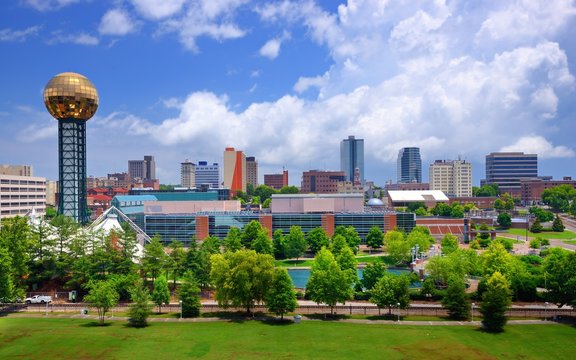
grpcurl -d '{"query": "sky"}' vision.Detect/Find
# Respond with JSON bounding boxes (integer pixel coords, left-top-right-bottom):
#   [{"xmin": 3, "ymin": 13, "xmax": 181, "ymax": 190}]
[{"xmin": 0, "ymin": 0, "xmax": 575, "ymax": 187}]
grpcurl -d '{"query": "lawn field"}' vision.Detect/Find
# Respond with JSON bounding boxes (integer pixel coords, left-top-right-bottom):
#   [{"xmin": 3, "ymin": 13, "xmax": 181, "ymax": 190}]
[
  {"xmin": 1, "ymin": 317, "xmax": 575, "ymax": 359},
  {"xmin": 506, "ymin": 228, "xmax": 576, "ymax": 240}
]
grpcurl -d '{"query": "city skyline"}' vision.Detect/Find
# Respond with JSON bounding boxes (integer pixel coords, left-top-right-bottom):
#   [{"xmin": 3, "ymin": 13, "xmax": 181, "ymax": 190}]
[{"xmin": 1, "ymin": 1, "xmax": 575, "ymax": 186}]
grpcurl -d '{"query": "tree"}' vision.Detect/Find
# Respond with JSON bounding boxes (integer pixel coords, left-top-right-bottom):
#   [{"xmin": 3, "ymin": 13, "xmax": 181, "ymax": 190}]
[
  {"xmin": 141, "ymin": 235, "xmax": 167, "ymax": 282},
  {"xmin": 450, "ymin": 203, "xmax": 465, "ymax": 218},
  {"xmin": 252, "ymin": 229, "xmax": 274, "ymax": 255},
  {"xmin": 542, "ymin": 184, "xmax": 576, "ymax": 212},
  {"xmin": 366, "ymin": 226, "xmax": 384, "ymax": 253},
  {"xmin": 333, "ymin": 226, "xmax": 361, "ymax": 254},
  {"xmin": 84, "ymin": 280, "xmax": 119, "ymax": 324},
  {"xmin": 224, "ymin": 227, "xmax": 243, "ymax": 252},
  {"xmin": 265, "ymin": 268, "xmax": 297, "ymax": 320},
  {"xmin": 167, "ymin": 240, "xmax": 186, "ymax": 289},
  {"xmin": 543, "ymin": 248, "xmax": 576, "ymax": 307},
  {"xmin": 384, "ymin": 230, "xmax": 409, "ymax": 264},
  {"xmin": 306, "ymin": 248, "xmax": 355, "ymax": 315},
  {"xmin": 494, "ymin": 193, "xmax": 514, "ymax": 211},
  {"xmin": 442, "ymin": 275, "xmax": 470, "ymax": 320},
  {"xmin": 530, "ymin": 218, "xmax": 543, "ymax": 233},
  {"xmin": 179, "ymin": 271, "xmax": 202, "ymax": 318},
  {"xmin": 0, "ymin": 216, "xmax": 32, "ymax": 291},
  {"xmin": 336, "ymin": 246, "xmax": 358, "ymax": 283},
  {"xmin": 529, "ymin": 207, "xmax": 554, "ymax": 223},
  {"xmin": 370, "ymin": 273, "xmax": 410, "ymax": 315},
  {"xmin": 272, "ymin": 229, "xmax": 286, "ymax": 259},
  {"xmin": 431, "ymin": 203, "xmax": 451, "ymax": 216},
  {"xmin": 0, "ymin": 247, "xmax": 15, "ymax": 302},
  {"xmin": 306, "ymin": 227, "xmax": 330, "ymax": 254},
  {"xmin": 407, "ymin": 227, "xmax": 434, "ymax": 255},
  {"xmin": 241, "ymin": 220, "xmax": 264, "ymax": 249},
  {"xmin": 254, "ymin": 185, "xmax": 278, "ymax": 203},
  {"xmin": 440, "ymin": 234, "xmax": 459, "ymax": 255},
  {"xmin": 361, "ymin": 261, "xmax": 387, "ymax": 290},
  {"xmin": 210, "ymin": 250, "xmax": 275, "ymax": 314},
  {"xmin": 473, "ymin": 184, "xmax": 499, "ymax": 197},
  {"xmin": 552, "ymin": 215, "xmax": 564, "ymax": 232},
  {"xmin": 480, "ymin": 272, "xmax": 512, "ymax": 332},
  {"xmin": 262, "ymin": 198, "xmax": 271, "ymax": 209},
  {"xmin": 407, "ymin": 202, "xmax": 426, "ymax": 213},
  {"xmin": 151, "ymin": 275, "xmax": 170, "ymax": 313},
  {"xmin": 127, "ymin": 281, "xmax": 152, "ymax": 327},
  {"xmin": 279, "ymin": 185, "xmax": 299, "ymax": 194},
  {"xmin": 330, "ymin": 234, "xmax": 349, "ymax": 257},
  {"xmin": 497, "ymin": 213, "xmax": 512, "ymax": 229},
  {"xmin": 284, "ymin": 226, "xmax": 307, "ymax": 261}
]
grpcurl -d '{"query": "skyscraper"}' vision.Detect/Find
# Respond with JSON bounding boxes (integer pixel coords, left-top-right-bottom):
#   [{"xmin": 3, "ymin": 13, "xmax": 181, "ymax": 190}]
[
  {"xmin": 128, "ymin": 155, "xmax": 156, "ymax": 181},
  {"xmin": 180, "ymin": 160, "xmax": 196, "ymax": 188},
  {"xmin": 429, "ymin": 159, "xmax": 472, "ymax": 197},
  {"xmin": 44, "ymin": 72, "xmax": 99, "ymax": 224},
  {"xmin": 340, "ymin": 135, "xmax": 364, "ymax": 183},
  {"xmin": 223, "ymin": 147, "xmax": 246, "ymax": 195},
  {"xmin": 246, "ymin": 156, "xmax": 258, "ymax": 189},
  {"xmin": 485, "ymin": 152, "xmax": 537, "ymax": 195},
  {"xmin": 195, "ymin": 161, "xmax": 220, "ymax": 188},
  {"xmin": 397, "ymin": 147, "xmax": 422, "ymax": 183}
]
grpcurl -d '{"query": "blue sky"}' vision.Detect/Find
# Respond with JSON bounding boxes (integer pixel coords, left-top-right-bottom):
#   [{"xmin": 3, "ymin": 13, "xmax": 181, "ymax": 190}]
[{"xmin": 1, "ymin": 0, "xmax": 575, "ymax": 186}]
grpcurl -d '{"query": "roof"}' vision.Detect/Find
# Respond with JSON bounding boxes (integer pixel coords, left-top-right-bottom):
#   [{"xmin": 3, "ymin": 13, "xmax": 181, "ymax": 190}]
[
  {"xmin": 89, "ymin": 194, "xmax": 112, "ymax": 201},
  {"xmin": 271, "ymin": 193, "xmax": 363, "ymax": 199},
  {"xmin": 388, "ymin": 190, "xmax": 449, "ymax": 202},
  {"xmin": 113, "ymin": 195, "xmax": 158, "ymax": 203}
]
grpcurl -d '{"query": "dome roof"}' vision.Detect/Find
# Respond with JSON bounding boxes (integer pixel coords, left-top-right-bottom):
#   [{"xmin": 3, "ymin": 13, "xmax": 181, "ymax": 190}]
[
  {"xmin": 44, "ymin": 72, "xmax": 99, "ymax": 121},
  {"xmin": 367, "ymin": 198, "xmax": 384, "ymax": 206}
]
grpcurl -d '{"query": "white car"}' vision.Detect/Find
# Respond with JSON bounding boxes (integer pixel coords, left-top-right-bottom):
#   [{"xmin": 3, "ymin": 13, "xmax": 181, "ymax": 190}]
[{"xmin": 24, "ymin": 295, "xmax": 52, "ymax": 304}]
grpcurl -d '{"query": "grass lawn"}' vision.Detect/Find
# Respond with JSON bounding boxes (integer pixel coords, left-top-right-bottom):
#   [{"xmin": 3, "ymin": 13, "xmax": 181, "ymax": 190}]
[
  {"xmin": 1, "ymin": 317, "xmax": 575, "ymax": 359},
  {"xmin": 507, "ymin": 228, "xmax": 576, "ymax": 240}
]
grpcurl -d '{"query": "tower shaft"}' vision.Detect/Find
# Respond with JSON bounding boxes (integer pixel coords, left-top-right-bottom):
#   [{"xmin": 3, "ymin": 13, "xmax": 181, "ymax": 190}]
[{"xmin": 58, "ymin": 119, "xmax": 88, "ymax": 224}]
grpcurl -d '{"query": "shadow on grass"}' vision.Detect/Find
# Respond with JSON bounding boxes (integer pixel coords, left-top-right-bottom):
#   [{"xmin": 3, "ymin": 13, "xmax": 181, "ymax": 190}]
[
  {"xmin": 79, "ymin": 321, "xmax": 113, "ymax": 328},
  {"xmin": 304, "ymin": 313, "xmax": 351, "ymax": 321}
]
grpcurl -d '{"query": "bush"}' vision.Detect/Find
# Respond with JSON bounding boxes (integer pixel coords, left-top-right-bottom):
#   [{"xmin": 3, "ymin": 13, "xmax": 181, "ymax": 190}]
[
  {"xmin": 497, "ymin": 213, "xmax": 512, "ymax": 229},
  {"xmin": 552, "ymin": 215, "xmax": 565, "ymax": 232},
  {"xmin": 530, "ymin": 218, "xmax": 543, "ymax": 233}
]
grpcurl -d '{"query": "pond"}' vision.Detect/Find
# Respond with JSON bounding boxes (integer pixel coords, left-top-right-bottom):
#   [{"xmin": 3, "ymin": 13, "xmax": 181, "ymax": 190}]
[{"xmin": 287, "ymin": 268, "xmax": 411, "ymax": 289}]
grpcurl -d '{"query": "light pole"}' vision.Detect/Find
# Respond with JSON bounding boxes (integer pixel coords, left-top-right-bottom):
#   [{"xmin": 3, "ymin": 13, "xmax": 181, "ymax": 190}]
[
  {"xmin": 544, "ymin": 302, "xmax": 548, "ymax": 321},
  {"xmin": 179, "ymin": 300, "xmax": 183, "ymax": 320},
  {"xmin": 471, "ymin": 303, "xmax": 475, "ymax": 322},
  {"xmin": 397, "ymin": 302, "xmax": 401, "ymax": 322}
]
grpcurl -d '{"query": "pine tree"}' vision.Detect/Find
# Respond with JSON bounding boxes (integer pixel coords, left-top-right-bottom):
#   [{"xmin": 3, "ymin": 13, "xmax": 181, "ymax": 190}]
[
  {"xmin": 179, "ymin": 272, "xmax": 201, "ymax": 318},
  {"xmin": 441, "ymin": 275, "xmax": 470, "ymax": 320},
  {"xmin": 552, "ymin": 215, "xmax": 565, "ymax": 232},
  {"xmin": 480, "ymin": 271, "xmax": 512, "ymax": 332},
  {"xmin": 151, "ymin": 275, "xmax": 170, "ymax": 313},
  {"xmin": 530, "ymin": 218, "xmax": 543, "ymax": 233},
  {"xmin": 128, "ymin": 281, "xmax": 152, "ymax": 327},
  {"xmin": 265, "ymin": 268, "xmax": 297, "ymax": 320}
]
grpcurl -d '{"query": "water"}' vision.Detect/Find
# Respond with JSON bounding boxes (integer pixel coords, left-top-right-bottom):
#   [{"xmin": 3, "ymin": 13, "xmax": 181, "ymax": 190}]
[{"xmin": 287, "ymin": 268, "xmax": 410, "ymax": 289}]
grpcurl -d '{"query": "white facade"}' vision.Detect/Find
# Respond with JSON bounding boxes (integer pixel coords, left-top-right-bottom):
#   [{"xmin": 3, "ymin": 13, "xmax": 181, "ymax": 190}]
[
  {"xmin": 429, "ymin": 160, "xmax": 472, "ymax": 197},
  {"xmin": 0, "ymin": 174, "xmax": 46, "ymax": 220}
]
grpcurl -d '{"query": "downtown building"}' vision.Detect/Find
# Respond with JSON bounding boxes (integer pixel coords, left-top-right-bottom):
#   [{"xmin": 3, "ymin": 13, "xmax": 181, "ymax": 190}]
[
  {"xmin": 0, "ymin": 167, "xmax": 46, "ymax": 220},
  {"xmin": 246, "ymin": 156, "xmax": 258, "ymax": 189},
  {"xmin": 264, "ymin": 170, "xmax": 289, "ymax": 190},
  {"xmin": 397, "ymin": 147, "xmax": 422, "ymax": 183},
  {"xmin": 223, "ymin": 147, "xmax": 246, "ymax": 196},
  {"xmin": 180, "ymin": 159, "xmax": 196, "ymax": 188},
  {"xmin": 128, "ymin": 155, "xmax": 156, "ymax": 181},
  {"xmin": 485, "ymin": 152, "xmax": 537, "ymax": 196},
  {"xmin": 301, "ymin": 170, "xmax": 346, "ymax": 194},
  {"xmin": 340, "ymin": 135, "xmax": 364, "ymax": 184},
  {"xmin": 195, "ymin": 161, "xmax": 220, "ymax": 188},
  {"xmin": 429, "ymin": 159, "xmax": 472, "ymax": 197}
]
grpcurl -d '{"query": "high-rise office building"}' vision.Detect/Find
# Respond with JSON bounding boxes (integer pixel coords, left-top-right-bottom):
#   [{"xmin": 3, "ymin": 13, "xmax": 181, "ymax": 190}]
[
  {"xmin": 301, "ymin": 170, "xmax": 346, "ymax": 193},
  {"xmin": 180, "ymin": 160, "xmax": 196, "ymax": 188},
  {"xmin": 195, "ymin": 161, "xmax": 220, "ymax": 188},
  {"xmin": 129, "ymin": 155, "xmax": 156, "ymax": 181},
  {"xmin": 429, "ymin": 159, "xmax": 472, "ymax": 197},
  {"xmin": 264, "ymin": 170, "xmax": 289, "ymax": 190},
  {"xmin": 485, "ymin": 152, "xmax": 537, "ymax": 195},
  {"xmin": 223, "ymin": 147, "xmax": 246, "ymax": 195},
  {"xmin": 246, "ymin": 156, "xmax": 258, "ymax": 189},
  {"xmin": 340, "ymin": 135, "xmax": 364, "ymax": 183},
  {"xmin": 397, "ymin": 147, "xmax": 422, "ymax": 183}
]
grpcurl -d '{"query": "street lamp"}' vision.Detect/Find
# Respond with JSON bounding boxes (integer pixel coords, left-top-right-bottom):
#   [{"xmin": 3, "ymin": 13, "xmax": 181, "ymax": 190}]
[
  {"xmin": 179, "ymin": 300, "xmax": 183, "ymax": 320},
  {"xmin": 471, "ymin": 303, "xmax": 475, "ymax": 322},
  {"xmin": 397, "ymin": 302, "xmax": 401, "ymax": 322},
  {"xmin": 544, "ymin": 302, "xmax": 548, "ymax": 321}
]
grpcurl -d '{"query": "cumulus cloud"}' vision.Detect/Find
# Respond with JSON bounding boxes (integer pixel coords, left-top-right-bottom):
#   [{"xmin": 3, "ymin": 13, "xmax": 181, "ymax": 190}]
[
  {"xmin": 259, "ymin": 31, "xmax": 291, "ymax": 59},
  {"xmin": 500, "ymin": 136, "xmax": 574, "ymax": 158},
  {"xmin": 99, "ymin": 9, "xmax": 138, "ymax": 36},
  {"xmin": 0, "ymin": 26, "xmax": 41, "ymax": 42},
  {"xmin": 130, "ymin": 0, "xmax": 186, "ymax": 20}
]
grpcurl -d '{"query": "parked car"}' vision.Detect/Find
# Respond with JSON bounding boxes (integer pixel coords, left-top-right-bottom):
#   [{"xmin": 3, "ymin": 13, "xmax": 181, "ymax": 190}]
[{"xmin": 24, "ymin": 295, "xmax": 52, "ymax": 304}]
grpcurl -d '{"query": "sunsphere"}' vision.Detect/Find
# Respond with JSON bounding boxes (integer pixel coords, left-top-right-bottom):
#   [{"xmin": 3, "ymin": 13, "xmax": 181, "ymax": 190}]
[{"xmin": 44, "ymin": 72, "xmax": 98, "ymax": 121}]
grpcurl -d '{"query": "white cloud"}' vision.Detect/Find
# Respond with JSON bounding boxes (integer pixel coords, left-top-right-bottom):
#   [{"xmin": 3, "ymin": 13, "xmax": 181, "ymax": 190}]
[
  {"xmin": 46, "ymin": 31, "xmax": 99, "ymax": 45},
  {"xmin": 259, "ymin": 31, "xmax": 291, "ymax": 59},
  {"xmin": 99, "ymin": 9, "xmax": 138, "ymax": 36},
  {"xmin": 294, "ymin": 73, "xmax": 329, "ymax": 93},
  {"xmin": 24, "ymin": 0, "xmax": 81, "ymax": 11},
  {"xmin": 130, "ymin": 0, "xmax": 186, "ymax": 20},
  {"xmin": 501, "ymin": 136, "xmax": 574, "ymax": 158},
  {"xmin": 0, "ymin": 26, "xmax": 41, "ymax": 42}
]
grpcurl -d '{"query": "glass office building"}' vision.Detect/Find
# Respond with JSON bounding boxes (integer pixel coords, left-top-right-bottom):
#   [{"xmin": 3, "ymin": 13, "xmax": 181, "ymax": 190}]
[
  {"xmin": 485, "ymin": 152, "xmax": 537, "ymax": 194},
  {"xmin": 397, "ymin": 147, "xmax": 422, "ymax": 183},
  {"xmin": 340, "ymin": 135, "xmax": 364, "ymax": 183}
]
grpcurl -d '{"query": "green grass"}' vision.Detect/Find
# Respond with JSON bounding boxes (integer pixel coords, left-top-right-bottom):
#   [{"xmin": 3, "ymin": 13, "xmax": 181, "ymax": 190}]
[
  {"xmin": 507, "ymin": 228, "xmax": 576, "ymax": 240},
  {"xmin": 274, "ymin": 259, "xmax": 316, "ymax": 267},
  {"xmin": 1, "ymin": 317, "xmax": 575, "ymax": 359}
]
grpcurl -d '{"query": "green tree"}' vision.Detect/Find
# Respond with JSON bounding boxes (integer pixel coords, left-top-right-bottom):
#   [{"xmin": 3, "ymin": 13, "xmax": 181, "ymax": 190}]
[
  {"xmin": 543, "ymin": 248, "xmax": 576, "ymax": 307},
  {"xmin": 84, "ymin": 280, "xmax": 119, "ymax": 324},
  {"xmin": 49, "ymin": 214, "xmax": 78, "ymax": 259},
  {"xmin": 241, "ymin": 220, "xmax": 264, "ymax": 249},
  {"xmin": 272, "ymin": 229, "xmax": 286, "ymax": 259},
  {"xmin": 167, "ymin": 240, "xmax": 186, "ymax": 289},
  {"xmin": 0, "ymin": 216, "xmax": 32, "ymax": 291},
  {"xmin": 284, "ymin": 226, "xmax": 307, "ymax": 261},
  {"xmin": 306, "ymin": 248, "xmax": 355, "ymax": 315},
  {"xmin": 370, "ymin": 273, "xmax": 410, "ymax": 315},
  {"xmin": 224, "ymin": 227, "xmax": 243, "ymax": 252},
  {"xmin": 179, "ymin": 271, "xmax": 202, "ymax": 318},
  {"xmin": 407, "ymin": 202, "xmax": 426, "ymax": 213},
  {"xmin": 529, "ymin": 207, "xmax": 554, "ymax": 222},
  {"xmin": 265, "ymin": 268, "xmax": 297, "ymax": 320},
  {"xmin": 210, "ymin": 249, "xmax": 275, "ymax": 314},
  {"xmin": 330, "ymin": 234, "xmax": 349, "ymax": 257},
  {"xmin": 497, "ymin": 213, "xmax": 512, "ymax": 229},
  {"xmin": 407, "ymin": 226, "xmax": 434, "ymax": 255},
  {"xmin": 127, "ymin": 281, "xmax": 152, "ymax": 327},
  {"xmin": 151, "ymin": 275, "xmax": 170, "ymax": 313},
  {"xmin": 480, "ymin": 272, "xmax": 512, "ymax": 332},
  {"xmin": 366, "ymin": 226, "xmax": 384, "ymax": 253},
  {"xmin": 530, "ymin": 218, "xmax": 543, "ymax": 233},
  {"xmin": 552, "ymin": 215, "xmax": 564, "ymax": 232},
  {"xmin": 384, "ymin": 230, "xmax": 409, "ymax": 264},
  {"xmin": 450, "ymin": 202, "xmax": 465, "ymax": 218},
  {"xmin": 252, "ymin": 229, "xmax": 274, "ymax": 255},
  {"xmin": 431, "ymin": 203, "xmax": 451, "ymax": 216},
  {"xmin": 440, "ymin": 234, "xmax": 459, "ymax": 255},
  {"xmin": 442, "ymin": 275, "xmax": 470, "ymax": 320},
  {"xmin": 473, "ymin": 184, "xmax": 499, "ymax": 197},
  {"xmin": 254, "ymin": 185, "xmax": 279, "ymax": 203},
  {"xmin": 306, "ymin": 227, "xmax": 330, "ymax": 254},
  {"xmin": 141, "ymin": 235, "xmax": 167, "ymax": 282},
  {"xmin": 420, "ymin": 277, "xmax": 436, "ymax": 300},
  {"xmin": 279, "ymin": 185, "xmax": 299, "ymax": 194},
  {"xmin": 542, "ymin": 184, "xmax": 576, "ymax": 212},
  {"xmin": 494, "ymin": 193, "xmax": 515, "ymax": 211},
  {"xmin": 262, "ymin": 198, "xmax": 271, "ymax": 209},
  {"xmin": 336, "ymin": 246, "xmax": 358, "ymax": 283},
  {"xmin": 0, "ymin": 247, "xmax": 15, "ymax": 302},
  {"xmin": 361, "ymin": 261, "xmax": 387, "ymax": 290}
]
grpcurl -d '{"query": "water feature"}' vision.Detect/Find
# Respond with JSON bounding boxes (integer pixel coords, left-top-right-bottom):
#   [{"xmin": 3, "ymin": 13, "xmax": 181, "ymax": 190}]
[{"xmin": 287, "ymin": 268, "xmax": 411, "ymax": 289}]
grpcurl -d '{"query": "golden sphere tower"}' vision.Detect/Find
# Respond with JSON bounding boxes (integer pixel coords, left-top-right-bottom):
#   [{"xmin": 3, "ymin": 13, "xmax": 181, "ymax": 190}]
[{"xmin": 44, "ymin": 72, "xmax": 99, "ymax": 224}]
